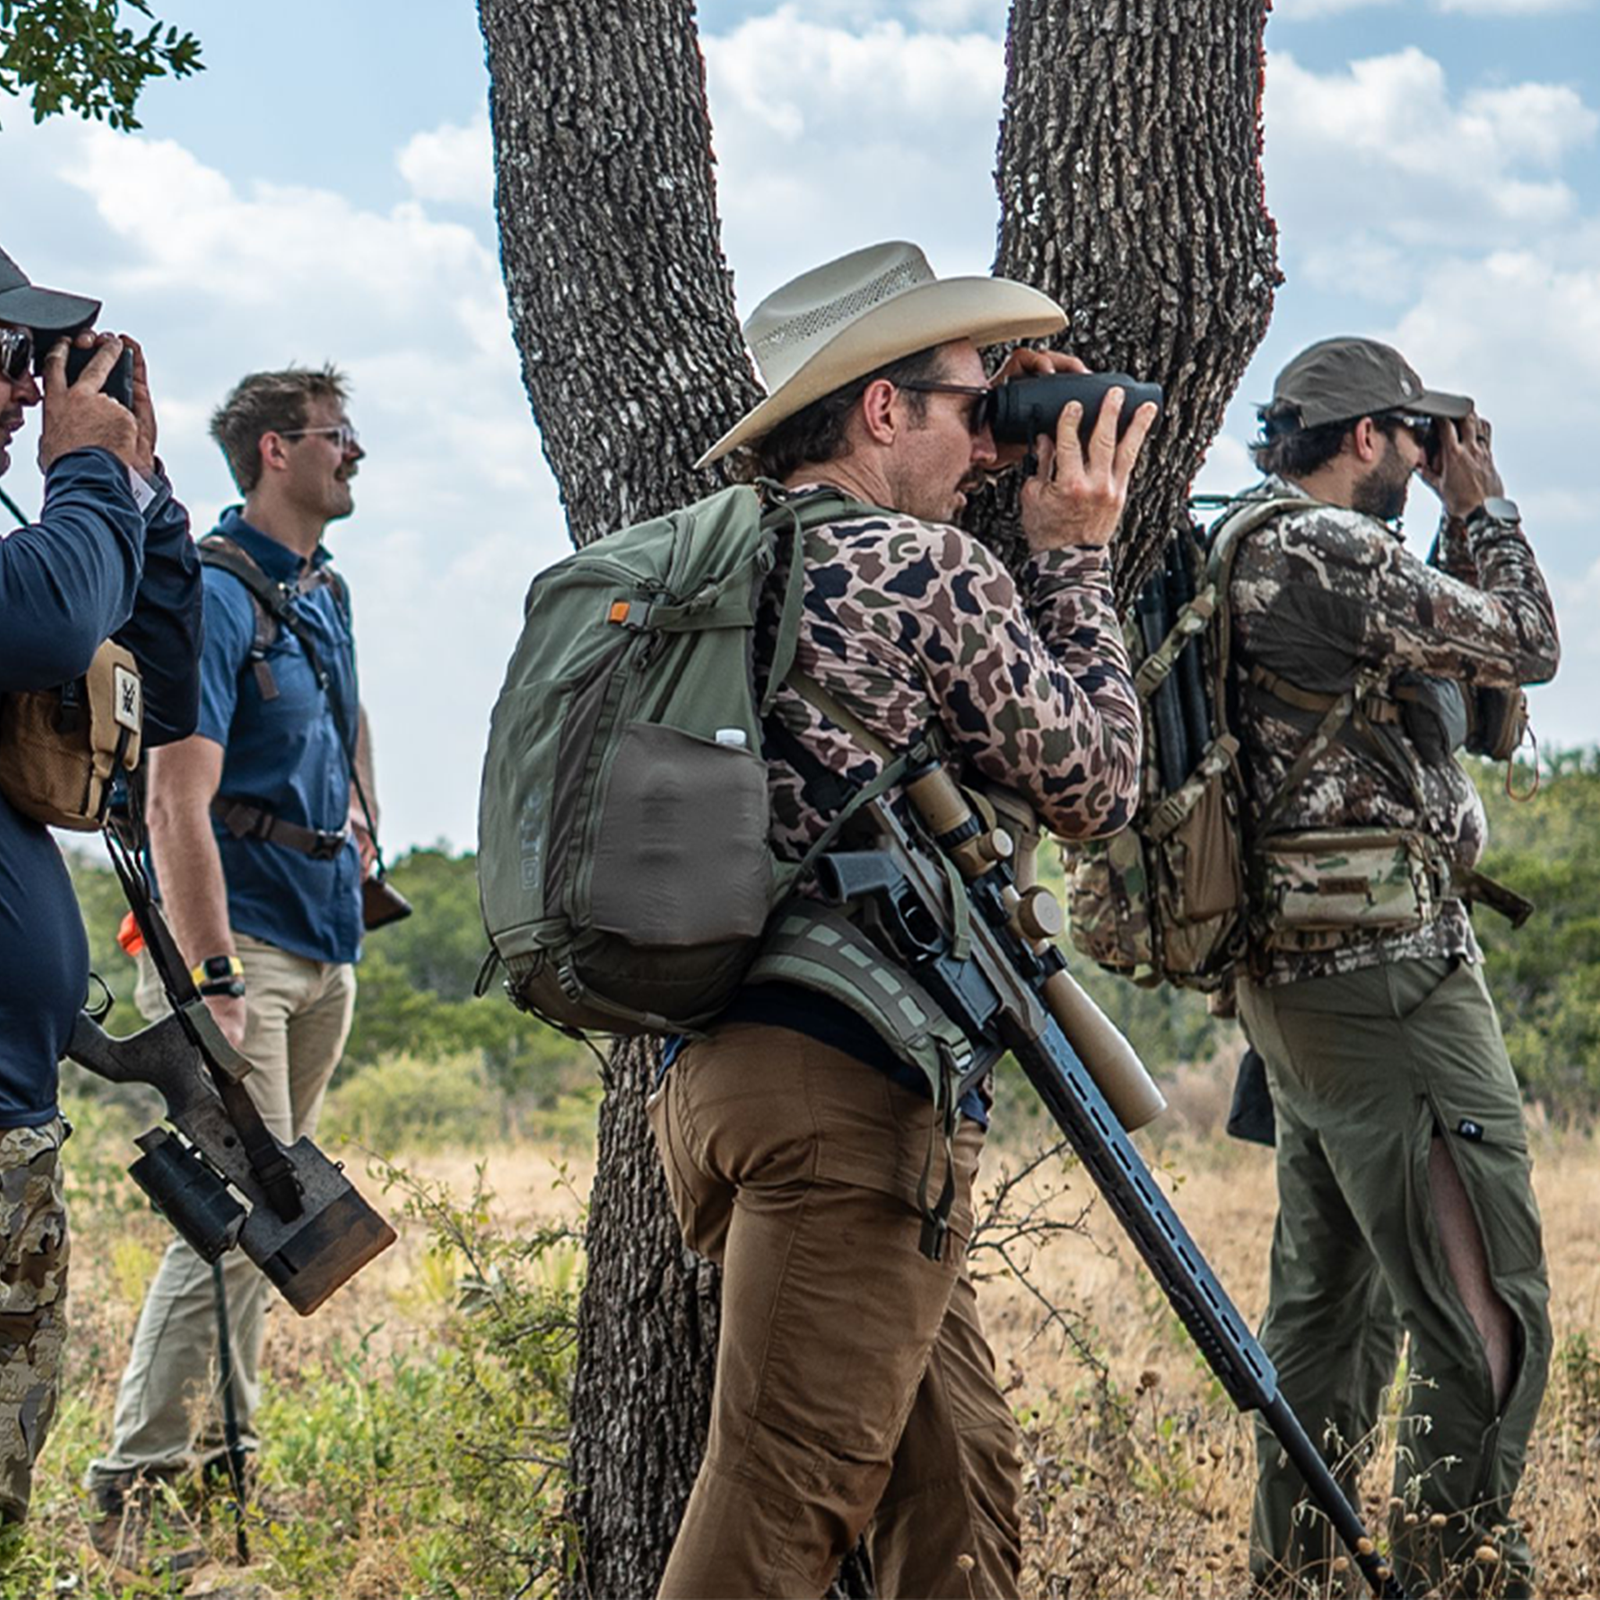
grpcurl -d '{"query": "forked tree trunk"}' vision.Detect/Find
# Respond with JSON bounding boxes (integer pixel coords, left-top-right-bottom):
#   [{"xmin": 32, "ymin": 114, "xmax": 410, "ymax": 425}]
[
  {"xmin": 992, "ymin": 0, "xmax": 1279, "ymax": 603},
  {"xmin": 477, "ymin": 3, "xmax": 1276, "ymax": 1595}
]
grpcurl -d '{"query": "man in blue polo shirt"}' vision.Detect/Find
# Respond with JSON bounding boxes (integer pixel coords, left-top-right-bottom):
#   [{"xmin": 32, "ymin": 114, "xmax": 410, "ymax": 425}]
[
  {"xmin": 1, "ymin": 243, "xmax": 202, "ymax": 1539},
  {"xmin": 89, "ymin": 365, "xmax": 374, "ymax": 1557}
]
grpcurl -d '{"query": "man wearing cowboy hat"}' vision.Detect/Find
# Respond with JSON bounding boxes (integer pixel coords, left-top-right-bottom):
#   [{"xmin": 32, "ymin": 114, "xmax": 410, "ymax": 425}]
[
  {"xmin": 1225, "ymin": 336, "xmax": 1556, "ymax": 1596},
  {"xmin": 646, "ymin": 240, "xmax": 1157, "ymax": 1598},
  {"xmin": 0, "ymin": 244, "xmax": 201, "ymax": 1542}
]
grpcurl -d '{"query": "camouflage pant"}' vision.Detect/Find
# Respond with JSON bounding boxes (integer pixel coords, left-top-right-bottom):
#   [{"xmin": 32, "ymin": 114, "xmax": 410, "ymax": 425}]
[{"xmin": 0, "ymin": 1119, "xmax": 68, "ymax": 1526}]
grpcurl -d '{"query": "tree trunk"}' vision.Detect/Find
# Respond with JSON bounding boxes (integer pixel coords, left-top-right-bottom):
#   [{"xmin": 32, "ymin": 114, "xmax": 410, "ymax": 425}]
[
  {"xmin": 991, "ymin": 0, "xmax": 1279, "ymax": 603},
  {"xmin": 478, "ymin": 0, "xmax": 757, "ymax": 547},
  {"xmin": 476, "ymin": 3, "xmax": 752, "ymax": 1593},
  {"xmin": 477, "ymin": 2, "xmax": 1276, "ymax": 1595}
]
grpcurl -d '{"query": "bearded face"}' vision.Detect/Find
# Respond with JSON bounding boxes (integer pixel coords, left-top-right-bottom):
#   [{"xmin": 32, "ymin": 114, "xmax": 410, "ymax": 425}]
[{"xmin": 1350, "ymin": 430, "xmax": 1414, "ymax": 522}]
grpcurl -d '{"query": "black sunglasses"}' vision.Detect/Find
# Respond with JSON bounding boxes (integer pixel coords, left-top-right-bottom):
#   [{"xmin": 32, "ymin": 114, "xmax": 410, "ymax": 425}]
[
  {"xmin": 0, "ymin": 325, "xmax": 33, "ymax": 384},
  {"xmin": 894, "ymin": 379, "xmax": 994, "ymax": 435},
  {"xmin": 1390, "ymin": 411, "xmax": 1439, "ymax": 456}
]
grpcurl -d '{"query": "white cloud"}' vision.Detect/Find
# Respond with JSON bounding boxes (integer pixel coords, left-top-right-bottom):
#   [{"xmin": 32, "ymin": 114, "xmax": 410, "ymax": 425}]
[
  {"xmin": 0, "ymin": 113, "xmax": 560, "ymax": 851},
  {"xmin": 397, "ymin": 114, "xmax": 494, "ymax": 208},
  {"xmin": 906, "ymin": 0, "xmax": 1007, "ymax": 29},
  {"xmin": 1273, "ymin": 0, "xmax": 1585, "ymax": 13},
  {"xmin": 1437, "ymin": 0, "xmax": 1588, "ymax": 12},
  {"xmin": 703, "ymin": 8, "xmax": 1006, "ymax": 308},
  {"xmin": 1271, "ymin": 0, "xmax": 1400, "ymax": 17},
  {"xmin": 1264, "ymin": 47, "xmax": 1597, "ymax": 276}
]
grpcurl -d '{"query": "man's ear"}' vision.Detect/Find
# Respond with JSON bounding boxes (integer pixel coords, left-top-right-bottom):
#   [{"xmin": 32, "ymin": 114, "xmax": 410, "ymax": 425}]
[
  {"xmin": 1348, "ymin": 416, "xmax": 1383, "ymax": 464},
  {"xmin": 858, "ymin": 378, "xmax": 899, "ymax": 447},
  {"xmin": 257, "ymin": 431, "xmax": 290, "ymax": 478}
]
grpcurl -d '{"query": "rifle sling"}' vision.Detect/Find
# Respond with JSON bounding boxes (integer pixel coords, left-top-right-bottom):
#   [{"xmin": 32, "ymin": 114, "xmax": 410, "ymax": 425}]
[{"xmin": 102, "ymin": 826, "xmax": 305, "ymax": 1221}]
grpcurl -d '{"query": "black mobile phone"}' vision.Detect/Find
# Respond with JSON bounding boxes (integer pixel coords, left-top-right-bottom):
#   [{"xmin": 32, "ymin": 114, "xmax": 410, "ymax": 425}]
[{"xmin": 60, "ymin": 343, "xmax": 136, "ymax": 410}]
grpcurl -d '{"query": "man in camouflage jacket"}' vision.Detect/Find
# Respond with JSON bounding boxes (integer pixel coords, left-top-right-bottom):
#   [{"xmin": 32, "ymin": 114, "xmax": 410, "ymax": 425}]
[
  {"xmin": 643, "ymin": 241, "xmax": 1156, "ymax": 1599},
  {"xmin": 1230, "ymin": 336, "xmax": 1559, "ymax": 1598}
]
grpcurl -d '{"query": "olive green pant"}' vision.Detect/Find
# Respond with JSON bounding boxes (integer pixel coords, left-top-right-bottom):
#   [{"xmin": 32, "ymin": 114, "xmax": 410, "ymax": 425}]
[
  {"xmin": 1239, "ymin": 957, "xmax": 1551, "ymax": 1599},
  {"xmin": 648, "ymin": 1021, "xmax": 1023, "ymax": 1599}
]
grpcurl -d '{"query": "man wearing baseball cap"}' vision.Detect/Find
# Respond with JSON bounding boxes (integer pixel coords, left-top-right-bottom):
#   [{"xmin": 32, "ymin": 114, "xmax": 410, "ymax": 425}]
[
  {"xmin": 0, "ymin": 245, "xmax": 201, "ymax": 1547},
  {"xmin": 1224, "ymin": 336, "xmax": 1557, "ymax": 1596},
  {"xmin": 647, "ymin": 240, "xmax": 1156, "ymax": 1597}
]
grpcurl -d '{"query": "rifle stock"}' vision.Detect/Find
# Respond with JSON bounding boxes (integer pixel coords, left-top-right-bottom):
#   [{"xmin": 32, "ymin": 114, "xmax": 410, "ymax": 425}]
[
  {"xmin": 827, "ymin": 760, "xmax": 1408, "ymax": 1600},
  {"xmin": 68, "ymin": 1008, "xmax": 395, "ymax": 1315}
]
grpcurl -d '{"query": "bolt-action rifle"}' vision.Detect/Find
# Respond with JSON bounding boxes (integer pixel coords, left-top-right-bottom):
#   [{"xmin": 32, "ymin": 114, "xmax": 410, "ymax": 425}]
[
  {"xmin": 65, "ymin": 828, "xmax": 396, "ymax": 1317},
  {"xmin": 816, "ymin": 756, "xmax": 1409, "ymax": 1600}
]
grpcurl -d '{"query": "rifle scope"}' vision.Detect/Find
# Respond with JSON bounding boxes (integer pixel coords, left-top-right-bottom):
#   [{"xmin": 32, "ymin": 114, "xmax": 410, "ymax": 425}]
[{"xmin": 985, "ymin": 371, "xmax": 1164, "ymax": 446}]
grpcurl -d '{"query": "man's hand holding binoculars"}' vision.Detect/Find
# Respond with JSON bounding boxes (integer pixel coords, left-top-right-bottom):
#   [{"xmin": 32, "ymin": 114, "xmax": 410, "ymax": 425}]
[
  {"xmin": 994, "ymin": 349, "xmax": 1159, "ymax": 553},
  {"xmin": 37, "ymin": 332, "xmax": 138, "ymax": 472},
  {"xmin": 1421, "ymin": 410, "xmax": 1506, "ymax": 521}
]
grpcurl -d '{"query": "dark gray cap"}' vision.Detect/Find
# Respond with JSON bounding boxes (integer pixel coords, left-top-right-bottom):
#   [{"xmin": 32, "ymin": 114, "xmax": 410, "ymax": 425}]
[
  {"xmin": 1262, "ymin": 336, "xmax": 1472, "ymax": 432},
  {"xmin": 0, "ymin": 243, "xmax": 101, "ymax": 334}
]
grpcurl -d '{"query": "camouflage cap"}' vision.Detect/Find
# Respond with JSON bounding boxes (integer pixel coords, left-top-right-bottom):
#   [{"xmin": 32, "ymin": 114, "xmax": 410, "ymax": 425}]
[{"xmin": 1263, "ymin": 336, "xmax": 1472, "ymax": 431}]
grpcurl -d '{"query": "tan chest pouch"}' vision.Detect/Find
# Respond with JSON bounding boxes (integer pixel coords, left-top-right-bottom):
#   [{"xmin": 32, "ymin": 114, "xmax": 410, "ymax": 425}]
[{"xmin": 0, "ymin": 640, "xmax": 143, "ymax": 831}]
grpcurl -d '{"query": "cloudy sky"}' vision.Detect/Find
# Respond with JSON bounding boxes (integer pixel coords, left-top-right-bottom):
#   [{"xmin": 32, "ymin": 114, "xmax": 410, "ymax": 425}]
[{"xmin": 2, "ymin": 0, "xmax": 1595, "ymax": 851}]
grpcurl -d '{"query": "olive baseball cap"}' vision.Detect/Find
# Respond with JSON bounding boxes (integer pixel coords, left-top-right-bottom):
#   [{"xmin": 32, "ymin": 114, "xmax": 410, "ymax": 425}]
[
  {"xmin": 0, "ymin": 243, "xmax": 101, "ymax": 333},
  {"xmin": 1262, "ymin": 336, "xmax": 1472, "ymax": 431}
]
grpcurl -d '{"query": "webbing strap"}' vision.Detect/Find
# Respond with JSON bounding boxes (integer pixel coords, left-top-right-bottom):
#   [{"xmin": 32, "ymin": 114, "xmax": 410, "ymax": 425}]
[
  {"xmin": 1248, "ymin": 662, "xmax": 1401, "ymax": 724},
  {"xmin": 756, "ymin": 483, "xmax": 884, "ymax": 717},
  {"xmin": 200, "ymin": 538, "xmax": 385, "ymax": 875}
]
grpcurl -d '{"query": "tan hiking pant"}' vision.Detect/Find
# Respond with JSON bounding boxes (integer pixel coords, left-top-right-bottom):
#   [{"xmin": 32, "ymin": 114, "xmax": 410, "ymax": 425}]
[
  {"xmin": 89, "ymin": 935, "xmax": 355, "ymax": 1481},
  {"xmin": 1239, "ymin": 957, "xmax": 1551, "ymax": 1599},
  {"xmin": 648, "ymin": 1021, "xmax": 1022, "ymax": 1600}
]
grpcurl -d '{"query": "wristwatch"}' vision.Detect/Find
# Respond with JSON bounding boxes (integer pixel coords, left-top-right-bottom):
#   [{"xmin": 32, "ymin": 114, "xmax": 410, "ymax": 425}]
[
  {"xmin": 191, "ymin": 953, "xmax": 246, "ymax": 999},
  {"xmin": 1466, "ymin": 497, "xmax": 1520, "ymax": 530}
]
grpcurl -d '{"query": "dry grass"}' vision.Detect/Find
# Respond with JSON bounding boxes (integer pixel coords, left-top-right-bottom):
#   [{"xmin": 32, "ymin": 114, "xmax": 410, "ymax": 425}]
[
  {"xmin": 8, "ymin": 1090, "xmax": 1598, "ymax": 1598},
  {"xmin": 973, "ymin": 1117, "xmax": 1600, "ymax": 1599}
]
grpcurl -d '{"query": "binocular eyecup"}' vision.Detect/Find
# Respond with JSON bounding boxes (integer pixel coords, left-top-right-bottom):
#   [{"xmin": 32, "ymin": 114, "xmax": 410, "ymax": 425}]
[{"xmin": 985, "ymin": 371, "xmax": 1164, "ymax": 446}]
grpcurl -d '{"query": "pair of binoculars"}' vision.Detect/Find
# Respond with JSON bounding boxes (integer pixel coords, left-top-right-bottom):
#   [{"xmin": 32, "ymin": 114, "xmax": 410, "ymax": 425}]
[{"xmin": 984, "ymin": 371, "xmax": 1164, "ymax": 445}]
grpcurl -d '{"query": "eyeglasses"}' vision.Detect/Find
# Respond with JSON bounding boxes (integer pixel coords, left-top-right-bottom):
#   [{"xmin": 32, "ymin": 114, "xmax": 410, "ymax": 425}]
[
  {"xmin": 1, "ymin": 326, "xmax": 33, "ymax": 384},
  {"xmin": 1390, "ymin": 412, "xmax": 1439, "ymax": 455},
  {"xmin": 895, "ymin": 380, "xmax": 994, "ymax": 435},
  {"xmin": 280, "ymin": 422, "xmax": 361, "ymax": 454}
]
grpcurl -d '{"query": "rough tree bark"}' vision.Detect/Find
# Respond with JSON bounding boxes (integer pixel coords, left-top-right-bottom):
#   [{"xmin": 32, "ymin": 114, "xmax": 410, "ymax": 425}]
[
  {"xmin": 476, "ymin": 3, "xmax": 752, "ymax": 1590},
  {"xmin": 991, "ymin": 0, "xmax": 1279, "ymax": 603},
  {"xmin": 477, "ymin": 3, "xmax": 1277, "ymax": 1596}
]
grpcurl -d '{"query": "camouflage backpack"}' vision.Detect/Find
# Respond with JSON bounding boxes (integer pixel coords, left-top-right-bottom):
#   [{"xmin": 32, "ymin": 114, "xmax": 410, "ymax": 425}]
[
  {"xmin": 1066, "ymin": 496, "xmax": 1534, "ymax": 990},
  {"xmin": 1064, "ymin": 497, "xmax": 1300, "ymax": 992}
]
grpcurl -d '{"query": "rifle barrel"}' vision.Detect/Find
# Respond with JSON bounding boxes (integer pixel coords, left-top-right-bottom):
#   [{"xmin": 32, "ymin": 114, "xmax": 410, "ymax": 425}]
[{"xmin": 882, "ymin": 765, "xmax": 1408, "ymax": 1599}]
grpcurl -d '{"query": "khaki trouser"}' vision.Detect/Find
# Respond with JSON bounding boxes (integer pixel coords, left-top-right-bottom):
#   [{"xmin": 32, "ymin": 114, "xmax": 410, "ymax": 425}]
[
  {"xmin": 648, "ymin": 1021, "xmax": 1022, "ymax": 1600},
  {"xmin": 1239, "ymin": 957, "xmax": 1551, "ymax": 1599},
  {"xmin": 89, "ymin": 935, "xmax": 355, "ymax": 1481},
  {"xmin": 0, "ymin": 1118, "xmax": 68, "ymax": 1525}
]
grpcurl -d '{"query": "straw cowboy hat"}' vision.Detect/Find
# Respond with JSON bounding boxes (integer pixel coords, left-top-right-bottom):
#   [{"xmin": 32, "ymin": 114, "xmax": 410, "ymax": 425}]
[{"xmin": 696, "ymin": 240, "xmax": 1067, "ymax": 467}]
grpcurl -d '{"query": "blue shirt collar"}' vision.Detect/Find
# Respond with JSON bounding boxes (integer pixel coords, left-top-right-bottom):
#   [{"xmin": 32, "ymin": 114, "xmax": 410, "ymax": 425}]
[{"xmin": 216, "ymin": 506, "xmax": 335, "ymax": 582}]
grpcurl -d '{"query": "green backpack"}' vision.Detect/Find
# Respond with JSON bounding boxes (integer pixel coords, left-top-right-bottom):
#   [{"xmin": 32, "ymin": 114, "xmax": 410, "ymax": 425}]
[{"xmin": 477, "ymin": 482, "xmax": 897, "ymax": 1034}]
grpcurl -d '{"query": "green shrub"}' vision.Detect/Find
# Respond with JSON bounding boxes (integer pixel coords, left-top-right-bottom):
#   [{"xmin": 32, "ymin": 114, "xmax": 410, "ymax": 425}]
[{"xmin": 321, "ymin": 1052, "xmax": 508, "ymax": 1155}]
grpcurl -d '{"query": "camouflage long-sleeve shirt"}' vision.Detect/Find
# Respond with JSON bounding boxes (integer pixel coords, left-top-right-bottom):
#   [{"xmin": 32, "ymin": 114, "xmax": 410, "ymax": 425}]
[
  {"xmin": 757, "ymin": 485, "xmax": 1142, "ymax": 859},
  {"xmin": 1229, "ymin": 475, "xmax": 1560, "ymax": 986}
]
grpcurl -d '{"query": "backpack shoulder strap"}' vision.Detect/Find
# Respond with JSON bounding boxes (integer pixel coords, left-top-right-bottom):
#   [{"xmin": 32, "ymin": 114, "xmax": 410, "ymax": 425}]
[
  {"xmin": 754, "ymin": 484, "xmax": 884, "ymax": 716},
  {"xmin": 200, "ymin": 536, "xmax": 286, "ymax": 701}
]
